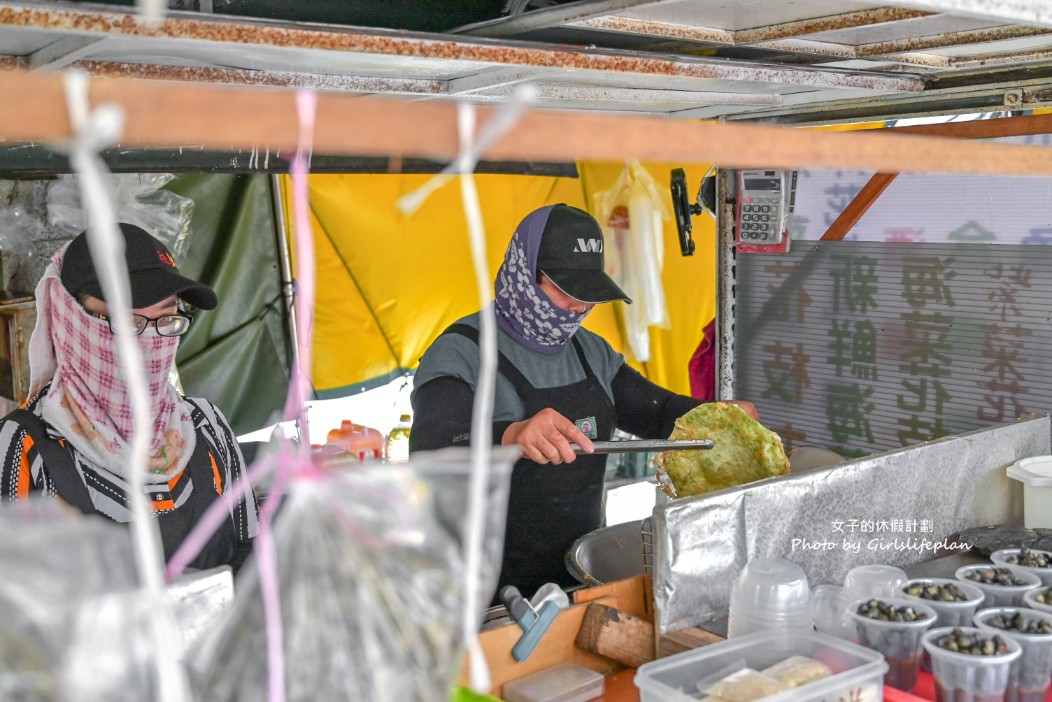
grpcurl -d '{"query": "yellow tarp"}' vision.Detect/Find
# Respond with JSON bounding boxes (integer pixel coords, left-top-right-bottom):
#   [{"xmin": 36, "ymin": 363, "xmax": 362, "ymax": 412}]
[{"xmin": 281, "ymin": 161, "xmax": 716, "ymax": 398}]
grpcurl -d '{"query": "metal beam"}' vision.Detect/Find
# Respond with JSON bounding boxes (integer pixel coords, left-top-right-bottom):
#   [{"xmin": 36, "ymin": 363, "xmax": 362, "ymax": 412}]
[
  {"xmin": 0, "ymin": 2, "xmax": 924, "ymax": 94},
  {"xmin": 27, "ymin": 36, "xmax": 102, "ymax": 71},
  {"xmin": 472, "ymin": 83, "xmax": 783, "ymax": 106},
  {"xmin": 446, "ymin": 67, "xmax": 549, "ymax": 96},
  {"xmin": 878, "ymin": 0, "xmax": 1052, "ymax": 29},
  {"xmin": 734, "ymin": 8, "xmax": 933, "ymax": 45},
  {"xmin": 453, "ymin": 0, "xmax": 667, "ymax": 38},
  {"xmin": 69, "ymin": 61, "xmax": 446, "ymax": 95}
]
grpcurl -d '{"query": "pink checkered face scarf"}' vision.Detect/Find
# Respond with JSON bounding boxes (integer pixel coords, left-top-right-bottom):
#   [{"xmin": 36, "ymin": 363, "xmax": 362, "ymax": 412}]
[{"xmin": 42, "ymin": 276, "xmax": 196, "ymax": 477}]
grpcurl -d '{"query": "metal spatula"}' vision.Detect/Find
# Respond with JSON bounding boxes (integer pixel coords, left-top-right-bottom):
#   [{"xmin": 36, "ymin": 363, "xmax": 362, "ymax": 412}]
[{"xmin": 570, "ymin": 439, "xmax": 714, "ymax": 455}]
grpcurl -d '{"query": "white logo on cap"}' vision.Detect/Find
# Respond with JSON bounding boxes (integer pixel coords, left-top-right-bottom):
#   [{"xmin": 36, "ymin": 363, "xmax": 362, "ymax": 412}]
[{"xmin": 574, "ymin": 238, "xmax": 603, "ymax": 253}]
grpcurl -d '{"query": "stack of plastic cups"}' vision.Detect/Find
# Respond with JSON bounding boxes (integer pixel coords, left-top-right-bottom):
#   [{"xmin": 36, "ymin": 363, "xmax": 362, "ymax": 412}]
[
  {"xmin": 974, "ymin": 606, "xmax": 1052, "ymax": 702},
  {"xmin": 727, "ymin": 558, "xmax": 812, "ymax": 639},
  {"xmin": 813, "ymin": 584, "xmax": 855, "ymax": 640}
]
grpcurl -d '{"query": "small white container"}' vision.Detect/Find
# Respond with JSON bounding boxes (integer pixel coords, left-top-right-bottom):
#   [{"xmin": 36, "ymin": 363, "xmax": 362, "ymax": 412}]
[
  {"xmin": 634, "ymin": 629, "xmax": 887, "ymax": 702},
  {"xmin": 1007, "ymin": 457, "xmax": 1052, "ymax": 529},
  {"xmin": 991, "ymin": 549, "xmax": 1052, "ymax": 587},
  {"xmin": 503, "ymin": 662, "xmax": 604, "ymax": 702}
]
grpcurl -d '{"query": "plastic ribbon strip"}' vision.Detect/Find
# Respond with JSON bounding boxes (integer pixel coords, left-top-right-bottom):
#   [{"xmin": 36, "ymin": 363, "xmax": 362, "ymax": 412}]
[
  {"xmin": 61, "ymin": 69, "xmax": 191, "ymax": 702},
  {"xmin": 397, "ymin": 86, "xmax": 536, "ymax": 693}
]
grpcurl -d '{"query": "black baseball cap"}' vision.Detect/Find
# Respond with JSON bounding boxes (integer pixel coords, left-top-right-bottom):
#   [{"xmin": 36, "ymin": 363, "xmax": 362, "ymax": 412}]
[
  {"xmin": 536, "ymin": 204, "xmax": 631, "ymax": 304},
  {"xmin": 61, "ymin": 223, "xmax": 218, "ymax": 310}
]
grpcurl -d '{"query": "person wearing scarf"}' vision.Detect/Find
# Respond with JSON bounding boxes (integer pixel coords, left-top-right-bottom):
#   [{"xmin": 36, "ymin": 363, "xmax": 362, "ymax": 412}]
[
  {"xmin": 0, "ymin": 223, "xmax": 259, "ymax": 572},
  {"xmin": 410, "ymin": 203, "xmax": 756, "ymax": 598}
]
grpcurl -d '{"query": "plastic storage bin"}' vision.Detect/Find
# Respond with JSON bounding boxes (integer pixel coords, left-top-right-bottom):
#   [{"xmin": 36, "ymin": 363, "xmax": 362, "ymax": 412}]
[
  {"xmin": 634, "ymin": 629, "xmax": 887, "ymax": 702},
  {"xmin": 1007, "ymin": 457, "xmax": 1052, "ymax": 529},
  {"xmin": 502, "ymin": 662, "xmax": 604, "ymax": 702}
]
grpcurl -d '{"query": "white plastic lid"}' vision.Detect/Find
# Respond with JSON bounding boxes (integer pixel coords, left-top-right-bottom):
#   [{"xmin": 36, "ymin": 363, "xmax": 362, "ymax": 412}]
[{"xmin": 1007, "ymin": 456, "xmax": 1052, "ymax": 487}]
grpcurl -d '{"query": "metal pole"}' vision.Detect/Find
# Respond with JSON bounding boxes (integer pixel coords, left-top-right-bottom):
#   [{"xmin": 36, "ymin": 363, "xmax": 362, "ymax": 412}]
[
  {"xmin": 269, "ymin": 174, "xmax": 300, "ymax": 380},
  {"xmin": 716, "ymin": 168, "xmax": 737, "ymax": 401}
]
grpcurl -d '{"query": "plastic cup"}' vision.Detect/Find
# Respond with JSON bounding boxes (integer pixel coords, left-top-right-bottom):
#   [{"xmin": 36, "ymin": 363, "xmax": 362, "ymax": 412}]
[
  {"xmin": 901, "ymin": 578, "xmax": 987, "ymax": 628},
  {"xmin": 848, "ymin": 597, "xmax": 937, "ymax": 692},
  {"xmin": 814, "ymin": 584, "xmax": 855, "ymax": 640},
  {"xmin": 901, "ymin": 577, "xmax": 987, "ymax": 672},
  {"xmin": 923, "ymin": 626, "xmax": 1022, "ymax": 702},
  {"xmin": 974, "ymin": 606, "xmax": 1052, "ymax": 702},
  {"xmin": 991, "ymin": 549, "xmax": 1052, "ymax": 587},
  {"xmin": 956, "ymin": 564, "xmax": 1042, "ymax": 607},
  {"xmin": 728, "ymin": 558, "xmax": 812, "ymax": 639},
  {"xmin": 1022, "ymin": 587, "xmax": 1052, "ymax": 616},
  {"xmin": 844, "ymin": 565, "xmax": 909, "ymax": 601}
]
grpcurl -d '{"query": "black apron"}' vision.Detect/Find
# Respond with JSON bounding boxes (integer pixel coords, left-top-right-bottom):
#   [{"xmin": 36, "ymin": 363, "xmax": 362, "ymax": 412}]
[
  {"xmin": 446, "ymin": 325, "xmax": 616, "ymax": 599},
  {"xmin": 10, "ymin": 407, "xmax": 241, "ymax": 571}
]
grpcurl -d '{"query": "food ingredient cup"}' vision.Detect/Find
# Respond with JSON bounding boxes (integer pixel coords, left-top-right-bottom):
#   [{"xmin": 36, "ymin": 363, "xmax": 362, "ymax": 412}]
[
  {"xmin": 991, "ymin": 548, "xmax": 1052, "ymax": 587},
  {"xmin": 956, "ymin": 564, "xmax": 1042, "ymax": 607},
  {"xmin": 1022, "ymin": 586, "xmax": 1052, "ymax": 616},
  {"xmin": 901, "ymin": 577, "xmax": 987, "ymax": 672},
  {"xmin": 848, "ymin": 597, "xmax": 937, "ymax": 692},
  {"xmin": 974, "ymin": 606, "xmax": 1052, "ymax": 702},
  {"xmin": 900, "ymin": 578, "xmax": 987, "ymax": 628},
  {"xmin": 922, "ymin": 626, "xmax": 1022, "ymax": 702}
]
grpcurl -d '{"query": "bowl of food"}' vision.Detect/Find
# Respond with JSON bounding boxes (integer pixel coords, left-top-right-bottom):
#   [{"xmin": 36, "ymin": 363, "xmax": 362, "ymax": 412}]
[
  {"xmin": 848, "ymin": 597, "xmax": 937, "ymax": 692},
  {"xmin": 974, "ymin": 606, "xmax": 1052, "ymax": 702},
  {"xmin": 922, "ymin": 626, "xmax": 1022, "ymax": 702},
  {"xmin": 991, "ymin": 548, "xmax": 1052, "ymax": 587},
  {"xmin": 956, "ymin": 565, "xmax": 1042, "ymax": 607}
]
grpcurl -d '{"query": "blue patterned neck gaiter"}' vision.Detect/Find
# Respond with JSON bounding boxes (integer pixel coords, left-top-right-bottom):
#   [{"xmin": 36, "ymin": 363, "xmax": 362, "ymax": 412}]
[{"xmin": 494, "ymin": 206, "xmax": 589, "ymax": 355}]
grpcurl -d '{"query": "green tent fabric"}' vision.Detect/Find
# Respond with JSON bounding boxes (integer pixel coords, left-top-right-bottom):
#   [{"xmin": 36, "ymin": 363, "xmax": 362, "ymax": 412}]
[{"xmin": 167, "ymin": 174, "xmax": 290, "ymax": 435}]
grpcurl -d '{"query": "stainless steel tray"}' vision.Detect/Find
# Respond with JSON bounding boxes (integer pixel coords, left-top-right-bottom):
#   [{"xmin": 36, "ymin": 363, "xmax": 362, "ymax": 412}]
[{"xmin": 571, "ymin": 439, "xmax": 713, "ymax": 455}]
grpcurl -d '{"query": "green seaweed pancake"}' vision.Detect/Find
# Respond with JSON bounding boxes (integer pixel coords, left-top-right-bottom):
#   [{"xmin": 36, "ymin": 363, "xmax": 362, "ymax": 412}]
[{"xmin": 656, "ymin": 402, "xmax": 790, "ymax": 498}]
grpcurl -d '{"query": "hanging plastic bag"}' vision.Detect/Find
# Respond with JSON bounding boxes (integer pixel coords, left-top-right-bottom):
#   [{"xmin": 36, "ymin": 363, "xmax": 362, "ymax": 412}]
[
  {"xmin": 46, "ymin": 174, "xmax": 194, "ymax": 258},
  {"xmin": 0, "ymin": 201, "xmax": 41, "ymax": 293},
  {"xmin": 593, "ymin": 161, "xmax": 671, "ymax": 362},
  {"xmin": 191, "ymin": 448, "xmax": 514, "ymax": 702}
]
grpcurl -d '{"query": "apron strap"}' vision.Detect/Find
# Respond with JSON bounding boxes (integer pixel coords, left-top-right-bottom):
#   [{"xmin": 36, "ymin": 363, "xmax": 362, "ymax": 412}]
[
  {"xmin": 442, "ymin": 323, "xmax": 596, "ymax": 393},
  {"xmin": 443, "ymin": 323, "xmax": 534, "ymax": 395},
  {"xmin": 7, "ymin": 409, "xmax": 95, "ymax": 516}
]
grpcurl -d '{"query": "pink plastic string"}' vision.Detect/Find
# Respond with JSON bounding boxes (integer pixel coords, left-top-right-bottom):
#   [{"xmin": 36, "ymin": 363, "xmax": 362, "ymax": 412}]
[{"xmin": 256, "ymin": 89, "xmax": 319, "ymax": 702}]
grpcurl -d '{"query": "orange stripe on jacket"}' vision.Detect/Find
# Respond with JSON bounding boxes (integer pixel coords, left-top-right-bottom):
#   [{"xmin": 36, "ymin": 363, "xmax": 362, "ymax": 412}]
[
  {"xmin": 16, "ymin": 435, "xmax": 33, "ymax": 498},
  {"xmin": 209, "ymin": 452, "xmax": 222, "ymax": 495}
]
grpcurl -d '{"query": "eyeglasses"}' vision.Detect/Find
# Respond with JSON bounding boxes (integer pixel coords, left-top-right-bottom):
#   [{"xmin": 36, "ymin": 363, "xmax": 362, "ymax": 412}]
[{"xmin": 83, "ymin": 308, "xmax": 194, "ymax": 337}]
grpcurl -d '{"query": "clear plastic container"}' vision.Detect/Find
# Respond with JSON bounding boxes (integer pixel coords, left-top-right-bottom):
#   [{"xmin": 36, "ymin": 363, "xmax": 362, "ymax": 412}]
[
  {"xmin": 900, "ymin": 578, "xmax": 987, "ymax": 628},
  {"xmin": 847, "ymin": 597, "xmax": 937, "ymax": 693},
  {"xmin": 844, "ymin": 565, "xmax": 909, "ymax": 602},
  {"xmin": 385, "ymin": 414, "xmax": 412, "ymax": 463},
  {"xmin": 990, "ymin": 549, "xmax": 1052, "ymax": 587},
  {"xmin": 1022, "ymin": 587, "xmax": 1052, "ymax": 615},
  {"xmin": 922, "ymin": 626, "xmax": 1022, "ymax": 702},
  {"xmin": 812, "ymin": 584, "xmax": 855, "ymax": 641},
  {"xmin": 325, "ymin": 419, "xmax": 384, "ymax": 461},
  {"xmin": 728, "ymin": 558, "xmax": 813, "ymax": 638},
  {"xmin": 1006, "ymin": 457, "xmax": 1052, "ymax": 529},
  {"xmin": 956, "ymin": 564, "xmax": 1042, "ymax": 607},
  {"xmin": 634, "ymin": 629, "xmax": 887, "ymax": 702},
  {"xmin": 973, "ymin": 606, "xmax": 1052, "ymax": 702},
  {"xmin": 502, "ymin": 662, "xmax": 604, "ymax": 702}
]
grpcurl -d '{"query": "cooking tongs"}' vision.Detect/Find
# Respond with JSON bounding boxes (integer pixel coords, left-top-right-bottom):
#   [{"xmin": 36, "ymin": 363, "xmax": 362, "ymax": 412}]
[{"xmin": 570, "ymin": 439, "xmax": 714, "ymax": 455}]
